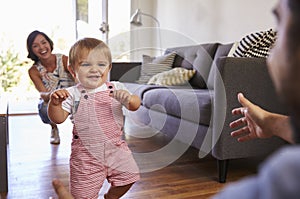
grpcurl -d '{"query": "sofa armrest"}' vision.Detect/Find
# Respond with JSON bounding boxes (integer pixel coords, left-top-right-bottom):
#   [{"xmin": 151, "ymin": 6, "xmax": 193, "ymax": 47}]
[
  {"xmin": 211, "ymin": 56, "xmax": 288, "ymax": 160},
  {"xmin": 111, "ymin": 62, "xmax": 141, "ymax": 82}
]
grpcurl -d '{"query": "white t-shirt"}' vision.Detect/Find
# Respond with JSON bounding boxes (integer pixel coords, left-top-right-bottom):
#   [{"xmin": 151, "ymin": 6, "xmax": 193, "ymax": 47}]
[{"xmin": 62, "ymin": 81, "xmax": 129, "ymax": 122}]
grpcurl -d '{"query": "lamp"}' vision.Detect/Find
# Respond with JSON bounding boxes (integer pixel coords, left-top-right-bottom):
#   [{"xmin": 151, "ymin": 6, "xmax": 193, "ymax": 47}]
[
  {"xmin": 130, "ymin": 9, "xmax": 162, "ymax": 53},
  {"xmin": 130, "ymin": 9, "xmax": 160, "ymax": 27}
]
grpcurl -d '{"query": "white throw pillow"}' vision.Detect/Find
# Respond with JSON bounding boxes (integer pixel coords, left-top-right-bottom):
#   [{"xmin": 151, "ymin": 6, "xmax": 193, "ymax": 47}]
[
  {"xmin": 136, "ymin": 52, "xmax": 176, "ymax": 84},
  {"xmin": 147, "ymin": 67, "xmax": 196, "ymax": 86}
]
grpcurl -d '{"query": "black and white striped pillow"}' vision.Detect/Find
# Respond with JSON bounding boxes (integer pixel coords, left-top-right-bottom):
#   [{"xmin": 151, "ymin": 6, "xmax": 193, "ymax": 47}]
[
  {"xmin": 233, "ymin": 29, "xmax": 277, "ymax": 58},
  {"xmin": 136, "ymin": 52, "xmax": 176, "ymax": 84}
]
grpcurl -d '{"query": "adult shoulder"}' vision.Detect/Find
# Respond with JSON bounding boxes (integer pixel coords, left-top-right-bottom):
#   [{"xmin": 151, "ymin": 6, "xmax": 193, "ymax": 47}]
[
  {"xmin": 257, "ymin": 146, "xmax": 300, "ymax": 199},
  {"xmin": 213, "ymin": 146, "xmax": 300, "ymax": 199},
  {"xmin": 28, "ymin": 64, "xmax": 39, "ymax": 77}
]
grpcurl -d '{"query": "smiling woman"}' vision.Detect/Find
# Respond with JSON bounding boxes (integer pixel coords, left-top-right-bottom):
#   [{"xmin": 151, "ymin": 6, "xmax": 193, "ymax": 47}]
[{"xmin": 27, "ymin": 30, "xmax": 75, "ymax": 145}]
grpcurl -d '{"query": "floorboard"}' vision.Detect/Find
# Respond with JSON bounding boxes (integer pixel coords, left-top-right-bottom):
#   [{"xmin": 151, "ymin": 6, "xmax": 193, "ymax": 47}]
[{"xmin": 3, "ymin": 115, "xmax": 265, "ymax": 199}]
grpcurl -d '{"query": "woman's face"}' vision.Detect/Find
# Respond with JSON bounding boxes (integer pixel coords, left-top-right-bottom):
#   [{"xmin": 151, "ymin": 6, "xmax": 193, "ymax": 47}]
[{"xmin": 31, "ymin": 34, "xmax": 52, "ymax": 60}]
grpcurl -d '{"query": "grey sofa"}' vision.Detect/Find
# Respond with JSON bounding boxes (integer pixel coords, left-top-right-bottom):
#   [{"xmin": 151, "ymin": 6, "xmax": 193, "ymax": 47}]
[{"xmin": 110, "ymin": 42, "xmax": 288, "ymax": 183}]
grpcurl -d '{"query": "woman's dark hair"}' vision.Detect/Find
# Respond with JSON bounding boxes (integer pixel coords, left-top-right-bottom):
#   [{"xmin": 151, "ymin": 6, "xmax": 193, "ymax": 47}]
[{"xmin": 26, "ymin": 30, "xmax": 54, "ymax": 63}]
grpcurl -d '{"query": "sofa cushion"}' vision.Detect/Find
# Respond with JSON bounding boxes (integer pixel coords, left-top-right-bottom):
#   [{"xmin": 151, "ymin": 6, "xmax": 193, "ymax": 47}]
[
  {"xmin": 142, "ymin": 88, "xmax": 211, "ymax": 126},
  {"xmin": 165, "ymin": 43, "xmax": 219, "ymax": 89},
  {"xmin": 124, "ymin": 83, "xmax": 211, "ymax": 125},
  {"xmin": 124, "ymin": 83, "xmax": 167, "ymax": 100},
  {"xmin": 147, "ymin": 68, "xmax": 196, "ymax": 86}
]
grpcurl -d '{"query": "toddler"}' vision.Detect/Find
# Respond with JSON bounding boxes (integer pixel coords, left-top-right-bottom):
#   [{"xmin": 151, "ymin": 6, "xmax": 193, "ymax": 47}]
[{"xmin": 48, "ymin": 37, "xmax": 140, "ymax": 199}]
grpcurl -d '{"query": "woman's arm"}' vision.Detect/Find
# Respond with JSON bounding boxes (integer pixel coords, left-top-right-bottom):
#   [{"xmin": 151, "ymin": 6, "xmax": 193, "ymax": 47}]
[{"xmin": 28, "ymin": 66, "xmax": 51, "ymax": 102}]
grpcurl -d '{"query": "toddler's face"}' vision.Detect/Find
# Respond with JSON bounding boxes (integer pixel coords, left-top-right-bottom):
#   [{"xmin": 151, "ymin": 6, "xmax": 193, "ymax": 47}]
[{"xmin": 73, "ymin": 50, "xmax": 111, "ymax": 90}]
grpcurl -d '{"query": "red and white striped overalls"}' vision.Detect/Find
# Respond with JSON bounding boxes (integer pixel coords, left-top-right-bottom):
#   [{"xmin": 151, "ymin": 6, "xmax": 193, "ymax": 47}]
[{"xmin": 69, "ymin": 83, "xmax": 140, "ymax": 199}]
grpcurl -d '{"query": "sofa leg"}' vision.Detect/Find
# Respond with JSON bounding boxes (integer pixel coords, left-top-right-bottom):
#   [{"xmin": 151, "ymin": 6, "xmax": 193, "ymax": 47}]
[{"xmin": 217, "ymin": 159, "xmax": 229, "ymax": 183}]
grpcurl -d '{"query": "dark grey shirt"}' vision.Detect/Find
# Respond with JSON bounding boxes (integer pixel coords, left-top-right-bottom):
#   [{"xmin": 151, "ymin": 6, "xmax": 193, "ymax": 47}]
[{"xmin": 213, "ymin": 146, "xmax": 300, "ymax": 199}]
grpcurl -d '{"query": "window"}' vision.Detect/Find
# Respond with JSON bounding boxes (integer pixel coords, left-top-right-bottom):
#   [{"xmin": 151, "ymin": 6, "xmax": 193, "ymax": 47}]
[
  {"xmin": 0, "ymin": 0, "xmax": 76, "ymax": 112},
  {"xmin": 0, "ymin": 0, "xmax": 132, "ymax": 113},
  {"xmin": 76, "ymin": 0, "xmax": 131, "ymax": 61}
]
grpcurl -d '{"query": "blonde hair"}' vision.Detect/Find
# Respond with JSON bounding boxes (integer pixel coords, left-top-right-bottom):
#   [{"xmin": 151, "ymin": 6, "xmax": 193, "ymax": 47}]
[{"xmin": 68, "ymin": 37, "xmax": 112, "ymax": 69}]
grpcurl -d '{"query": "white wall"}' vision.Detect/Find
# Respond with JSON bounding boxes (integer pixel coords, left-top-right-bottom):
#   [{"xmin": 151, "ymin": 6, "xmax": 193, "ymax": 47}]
[
  {"xmin": 132, "ymin": 0, "xmax": 278, "ymax": 48},
  {"xmin": 130, "ymin": 0, "xmax": 163, "ymax": 59},
  {"xmin": 0, "ymin": 0, "xmax": 76, "ymax": 59}
]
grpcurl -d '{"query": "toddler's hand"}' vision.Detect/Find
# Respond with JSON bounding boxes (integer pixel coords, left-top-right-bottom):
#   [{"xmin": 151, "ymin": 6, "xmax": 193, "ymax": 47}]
[
  {"xmin": 50, "ymin": 89, "xmax": 70, "ymax": 106},
  {"xmin": 109, "ymin": 89, "xmax": 131, "ymax": 107}
]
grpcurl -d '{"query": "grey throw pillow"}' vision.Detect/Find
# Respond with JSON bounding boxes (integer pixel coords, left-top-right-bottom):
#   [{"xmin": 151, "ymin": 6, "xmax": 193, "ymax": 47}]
[{"xmin": 136, "ymin": 52, "xmax": 176, "ymax": 84}]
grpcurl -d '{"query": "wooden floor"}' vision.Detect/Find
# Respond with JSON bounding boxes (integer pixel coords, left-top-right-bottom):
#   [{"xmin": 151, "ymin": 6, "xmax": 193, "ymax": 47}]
[{"xmin": 4, "ymin": 114, "xmax": 265, "ymax": 199}]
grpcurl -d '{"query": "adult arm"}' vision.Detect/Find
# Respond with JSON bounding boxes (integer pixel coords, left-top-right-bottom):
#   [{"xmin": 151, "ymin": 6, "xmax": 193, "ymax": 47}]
[
  {"xmin": 28, "ymin": 66, "xmax": 51, "ymax": 102},
  {"xmin": 230, "ymin": 93, "xmax": 293, "ymax": 143}
]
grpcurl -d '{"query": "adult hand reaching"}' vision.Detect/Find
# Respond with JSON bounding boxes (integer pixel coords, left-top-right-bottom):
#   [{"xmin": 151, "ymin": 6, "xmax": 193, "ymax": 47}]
[{"xmin": 230, "ymin": 93, "xmax": 293, "ymax": 143}]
